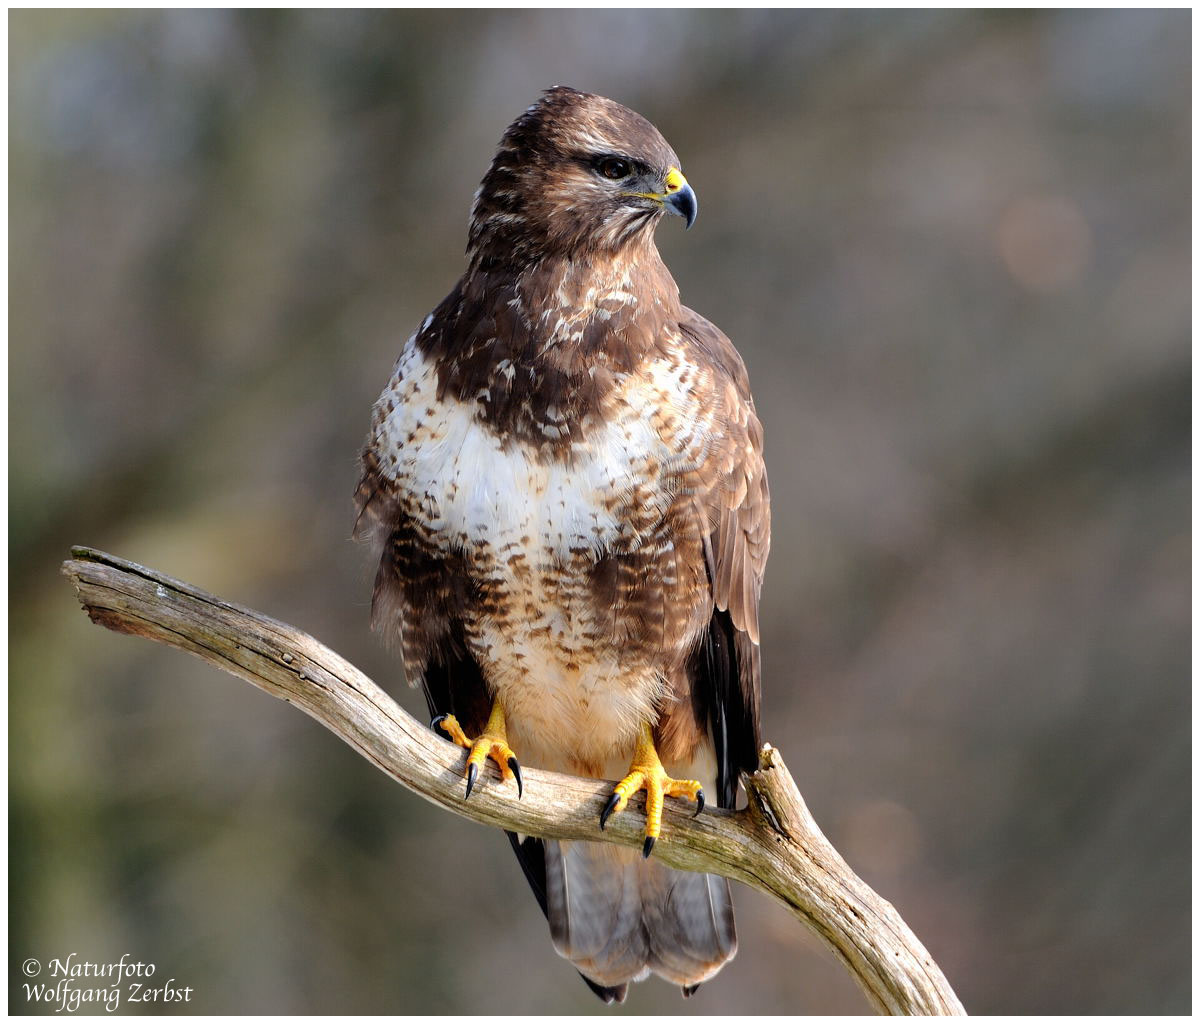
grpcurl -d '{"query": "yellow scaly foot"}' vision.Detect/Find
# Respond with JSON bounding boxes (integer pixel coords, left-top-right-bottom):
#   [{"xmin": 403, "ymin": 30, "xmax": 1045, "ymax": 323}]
[
  {"xmin": 599, "ymin": 721, "xmax": 705, "ymax": 858},
  {"xmin": 432, "ymin": 697, "xmax": 522, "ymax": 799}
]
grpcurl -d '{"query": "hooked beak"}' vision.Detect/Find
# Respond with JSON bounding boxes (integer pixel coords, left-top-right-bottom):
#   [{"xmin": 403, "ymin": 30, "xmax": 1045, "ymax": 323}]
[
  {"xmin": 662, "ymin": 167, "xmax": 698, "ymax": 229},
  {"xmin": 624, "ymin": 166, "xmax": 698, "ymax": 229}
]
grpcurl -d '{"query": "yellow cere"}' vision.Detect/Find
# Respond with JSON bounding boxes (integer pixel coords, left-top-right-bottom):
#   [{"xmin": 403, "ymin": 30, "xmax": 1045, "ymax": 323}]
[{"xmin": 664, "ymin": 167, "xmax": 687, "ymax": 194}]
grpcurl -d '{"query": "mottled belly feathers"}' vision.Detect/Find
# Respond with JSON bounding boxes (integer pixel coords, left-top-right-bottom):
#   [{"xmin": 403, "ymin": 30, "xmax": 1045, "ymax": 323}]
[{"xmin": 358, "ymin": 332, "xmax": 720, "ymax": 778}]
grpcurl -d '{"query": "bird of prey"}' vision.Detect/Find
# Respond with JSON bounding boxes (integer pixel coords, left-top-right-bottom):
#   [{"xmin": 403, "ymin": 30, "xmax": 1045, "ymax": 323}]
[{"xmin": 355, "ymin": 86, "xmax": 769, "ymax": 1002}]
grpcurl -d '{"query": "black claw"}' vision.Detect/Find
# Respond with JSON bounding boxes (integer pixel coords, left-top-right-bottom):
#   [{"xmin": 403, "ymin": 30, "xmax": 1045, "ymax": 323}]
[
  {"xmin": 694, "ymin": 789, "xmax": 705, "ymax": 818},
  {"xmin": 430, "ymin": 714, "xmax": 450, "ymax": 739},
  {"xmin": 643, "ymin": 835, "xmax": 656, "ymax": 859},
  {"xmin": 465, "ymin": 762, "xmax": 478, "ymax": 799},
  {"xmin": 508, "ymin": 756, "xmax": 523, "ymax": 799},
  {"xmin": 599, "ymin": 792, "xmax": 621, "ymax": 830}
]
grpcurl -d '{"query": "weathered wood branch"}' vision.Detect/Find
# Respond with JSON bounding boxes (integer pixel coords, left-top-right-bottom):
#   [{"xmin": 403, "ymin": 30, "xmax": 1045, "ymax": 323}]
[{"xmin": 62, "ymin": 546, "xmax": 965, "ymax": 1015}]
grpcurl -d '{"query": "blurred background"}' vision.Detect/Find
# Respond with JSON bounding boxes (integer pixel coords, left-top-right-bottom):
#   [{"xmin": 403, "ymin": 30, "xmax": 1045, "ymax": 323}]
[{"xmin": 9, "ymin": 9, "xmax": 1190, "ymax": 1015}]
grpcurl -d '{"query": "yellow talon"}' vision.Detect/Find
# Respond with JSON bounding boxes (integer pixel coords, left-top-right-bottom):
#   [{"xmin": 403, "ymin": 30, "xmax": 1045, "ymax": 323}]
[
  {"xmin": 432, "ymin": 699, "xmax": 522, "ymax": 799},
  {"xmin": 600, "ymin": 722, "xmax": 705, "ymax": 857}
]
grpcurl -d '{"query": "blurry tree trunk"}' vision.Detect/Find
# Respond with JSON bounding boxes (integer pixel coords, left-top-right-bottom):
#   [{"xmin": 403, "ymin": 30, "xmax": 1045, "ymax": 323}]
[{"xmin": 62, "ymin": 546, "xmax": 965, "ymax": 1016}]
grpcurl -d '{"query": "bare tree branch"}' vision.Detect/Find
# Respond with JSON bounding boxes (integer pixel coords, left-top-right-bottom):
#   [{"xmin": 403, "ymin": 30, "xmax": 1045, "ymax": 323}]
[{"xmin": 61, "ymin": 546, "xmax": 965, "ymax": 1015}]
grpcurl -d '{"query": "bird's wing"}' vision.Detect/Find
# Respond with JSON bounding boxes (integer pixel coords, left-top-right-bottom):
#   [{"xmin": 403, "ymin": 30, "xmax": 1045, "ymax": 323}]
[{"xmin": 679, "ymin": 306, "xmax": 769, "ymax": 807}]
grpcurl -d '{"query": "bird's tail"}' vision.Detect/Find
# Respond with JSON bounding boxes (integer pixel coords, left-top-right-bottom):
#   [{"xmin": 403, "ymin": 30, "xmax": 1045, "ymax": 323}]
[{"xmin": 543, "ymin": 839, "xmax": 737, "ymax": 999}]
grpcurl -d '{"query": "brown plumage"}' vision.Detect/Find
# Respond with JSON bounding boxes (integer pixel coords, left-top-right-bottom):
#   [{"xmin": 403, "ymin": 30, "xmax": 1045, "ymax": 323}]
[{"xmin": 355, "ymin": 87, "xmax": 769, "ymax": 1003}]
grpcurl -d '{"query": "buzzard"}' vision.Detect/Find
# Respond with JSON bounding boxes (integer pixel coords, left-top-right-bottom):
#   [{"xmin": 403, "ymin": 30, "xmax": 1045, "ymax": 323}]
[{"xmin": 355, "ymin": 87, "xmax": 769, "ymax": 1002}]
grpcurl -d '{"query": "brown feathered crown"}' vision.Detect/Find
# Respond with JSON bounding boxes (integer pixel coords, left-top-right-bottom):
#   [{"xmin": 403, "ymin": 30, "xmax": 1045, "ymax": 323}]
[{"xmin": 467, "ymin": 87, "xmax": 684, "ymax": 266}]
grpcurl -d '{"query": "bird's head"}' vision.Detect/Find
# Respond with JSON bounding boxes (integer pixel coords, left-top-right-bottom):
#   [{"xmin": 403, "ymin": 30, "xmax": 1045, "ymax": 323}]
[{"xmin": 468, "ymin": 87, "xmax": 697, "ymax": 265}]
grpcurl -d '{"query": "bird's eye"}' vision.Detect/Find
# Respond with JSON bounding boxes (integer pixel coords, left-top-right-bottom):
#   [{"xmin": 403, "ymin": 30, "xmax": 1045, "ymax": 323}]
[{"xmin": 597, "ymin": 157, "xmax": 632, "ymax": 181}]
